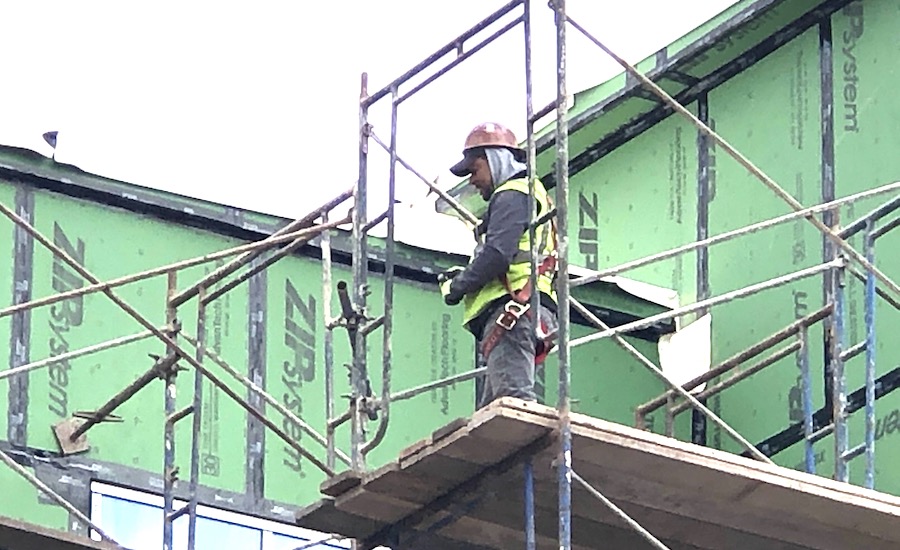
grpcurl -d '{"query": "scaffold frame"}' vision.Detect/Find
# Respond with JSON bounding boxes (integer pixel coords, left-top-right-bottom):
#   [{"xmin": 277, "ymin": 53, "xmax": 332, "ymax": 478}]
[{"xmin": 2, "ymin": 0, "xmax": 900, "ymax": 549}]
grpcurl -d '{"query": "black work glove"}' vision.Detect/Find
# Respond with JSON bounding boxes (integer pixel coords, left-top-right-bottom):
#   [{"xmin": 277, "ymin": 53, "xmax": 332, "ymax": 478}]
[{"xmin": 438, "ymin": 267, "xmax": 465, "ymax": 306}]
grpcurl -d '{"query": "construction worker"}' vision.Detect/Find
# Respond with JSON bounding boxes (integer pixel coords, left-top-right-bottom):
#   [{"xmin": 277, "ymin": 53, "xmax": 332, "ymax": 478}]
[{"xmin": 439, "ymin": 122, "xmax": 558, "ymax": 408}]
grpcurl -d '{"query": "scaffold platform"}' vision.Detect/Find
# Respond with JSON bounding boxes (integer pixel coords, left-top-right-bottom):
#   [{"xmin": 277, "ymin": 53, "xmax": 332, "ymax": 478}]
[{"xmin": 297, "ymin": 398, "xmax": 900, "ymax": 550}]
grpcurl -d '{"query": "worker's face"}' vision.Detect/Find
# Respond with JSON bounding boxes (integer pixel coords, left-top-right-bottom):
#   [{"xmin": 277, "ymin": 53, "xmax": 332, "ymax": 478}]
[{"xmin": 467, "ymin": 156, "xmax": 493, "ymax": 200}]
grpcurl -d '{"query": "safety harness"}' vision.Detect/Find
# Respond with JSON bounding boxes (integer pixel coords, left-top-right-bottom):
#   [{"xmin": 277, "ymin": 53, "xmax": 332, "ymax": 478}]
[{"xmin": 479, "ymin": 201, "xmax": 559, "ymax": 365}]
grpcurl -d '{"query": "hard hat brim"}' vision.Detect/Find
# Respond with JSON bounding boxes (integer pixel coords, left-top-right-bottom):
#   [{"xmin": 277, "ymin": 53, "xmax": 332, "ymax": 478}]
[
  {"xmin": 449, "ymin": 146, "xmax": 526, "ymax": 177},
  {"xmin": 449, "ymin": 156, "xmax": 471, "ymax": 177}
]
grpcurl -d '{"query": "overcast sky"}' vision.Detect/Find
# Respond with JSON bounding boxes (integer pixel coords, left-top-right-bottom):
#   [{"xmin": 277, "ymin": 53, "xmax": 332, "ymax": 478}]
[{"xmin": 0, "ymin": 0, "xmax": 738, "ymax": 252}]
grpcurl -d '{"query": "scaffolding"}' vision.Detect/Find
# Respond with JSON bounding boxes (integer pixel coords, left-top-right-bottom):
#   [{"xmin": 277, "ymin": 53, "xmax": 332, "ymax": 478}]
[{"xmin": 2, "ymin": 0, "xmax": 900, "ymax": 549}]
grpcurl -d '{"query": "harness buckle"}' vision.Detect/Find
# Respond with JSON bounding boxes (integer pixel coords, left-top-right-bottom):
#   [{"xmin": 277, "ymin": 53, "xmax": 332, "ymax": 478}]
[{"xmin": 496, "ymin": 301, "xmax": 530, "ymax": 330}]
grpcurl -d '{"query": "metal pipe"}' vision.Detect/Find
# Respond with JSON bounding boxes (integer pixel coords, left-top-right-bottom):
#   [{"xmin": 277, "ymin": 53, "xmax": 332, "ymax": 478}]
[
  {"xmin": 0, "ymin": 448, "xmax": 120, "ymax": 545},
  {"xmin": 186, "ymin": 290, "xmax": 206, "ymax": 550},
  {"xmin": 162, "ymin": 271, "xmax": 179, "ymax": 550},
  {"xmin": 571, "ymin": 297, "xmax": 772, "ymax": 463},
  {"xmin": 369, "ymin": 131, "xmax": 479, "ymax": 226},
  {"xmin": 837, "ymin": 195, "xmax": 900, "ymax": 239},
  {"xmin": 170, "ymin": 190, "xmax": 353, "ymax": 308},
  {"xmin": 336, "ymin": 281, "xmax": 355, "ymax": 319},
  {"xmin": 168, "ymin": 405, "xmax": 194, "ymax": 425},
  {"xmin": 846, "ymin": 263, "xmax": 900, "ymax": 311},
  {"xmin": 524, "ymin": 0, "xmax": 542, "ymax": 393},
  {"xmin": 864, "ymin": 227, "xmax": 876, "ymax": 489},
  {"xmin": 565, "ymin": 15, "xmax": 900, "ymax": 300},
  {"xmin": 0, "ymin": 217, "xmax": 349, "ymax": 320},
  {"xmin": 808, "ymin": 424, "xmax": 834, "ymax": 445},
  {"xmin": 361, "ymin": 209, "xmax": 389, "ymax": 234},
  {"xmin": 351, "ymin": 72, "xmax": 370, "ymax": 472},
  {"xmin": 360, "ymin": 316, "xmax": 385, "ymax": 337},
  {"xmin": 195, "ymin": 350, "xmax": 335, "ymax": 476},
  {"xmin": 569, "ymin": 260, "xmax": 841, "ymax": 351},
  {"xmin": 694, "ymin": 92, "xmax": 712, "ymax": 446},
  {"xmin": 533, "ymin": 207, "xmax": 557, "ymax": 228},
  {"xmin": 328, "ymin": 409, "xmax": 351, "ymax": 430},
  {"xmin": 381, "ymin": 367, "xmax": 486, "ymax": 405},
  {"xmin": 201, "ymin": 215, "xmax": 351, "ymax": 306},
  {"xmin": 363, "ymin": 0, "xmax": 523, "ymax": 106},
  {"xmin": 69, "ymin": 355, "xmax": 176, "ymax": 442},
  {"xmin": 0, "ymin": 202, "xmax": 337, "ymax": 477},
  {"xmin": 395, "ymin": 16, "xmax": 524, "ymax": 105},
  {"xmin": 569, "ymin": 182, "xmax": 900, "ymax": 289},
  {"xmin": 531, "ymin": 99, "xmax": 559, "ymax": 124},
  {"xmin": 820, "ymin": 16, "xmax": 838, "ymax": 431},
  {"xmin": 290, "ymin": 535, "xmax": 345, "ymax": 550},
  {"xmin": 322, "ymin": 211, "xmax": 338, "ymax": 471},
  {"xmin": 363, "ymin": 86, "xmax": 399, "ymax": 456},
  {"xmin": 637, "ymin": 305, "xmax": 831, "ymax": 416},
  {"xmin": 664, "ymin": 394, "xmax": 676, "ymax": 438},
  {"xmin": 842, "ymin": 443, "xmax": 865, "ymax": 462},
  {"xmin": 799, "ymin": 326, "xmax": 815, "ymax": 474},
  {"xmin": 840, "ymin": 341, "xmax": 867, "ymax": 362},
  {"xmin": 832, "ymin": 264, "xmax": 848, "ymax": 483},
  {"xmin": 179, "ymin": 333, "xmax": 351, "ymax": 466},
  {"xmin": 0, "ymin": 329, "xmax": 156, "ymax": 382},
  {"xmin": 571, "ymin": 470, "xmax": 671, "ymax": 550},
  {"xmin": 553, "ymin": 2, "xmax": 572, "ymax": 549},
  {"xmin": 524, "ymin": 458, "xmax": 536, "ymax": 550},
  {"xmin": 668, "ymin": 341, "xmax": 801, "ymax": 416},
  {"xmin": 870, "ymin": 215, "xmax": 900, "ymax": 242}
]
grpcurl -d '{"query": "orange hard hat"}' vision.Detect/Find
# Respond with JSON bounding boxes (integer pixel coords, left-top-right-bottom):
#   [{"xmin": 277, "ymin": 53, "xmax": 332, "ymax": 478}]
[{"xmin": 450, "ymin": 122, "xmax": 526, "ymax": 176}]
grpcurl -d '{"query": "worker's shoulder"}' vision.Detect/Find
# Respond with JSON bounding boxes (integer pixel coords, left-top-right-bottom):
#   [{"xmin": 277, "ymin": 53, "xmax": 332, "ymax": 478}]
[
  {"xmin": 490, "ymin": 187, "xmax": 530, "ymax": 204},
  {"xmin": 496, "ymin": 176, "xmax": 547, "ymax": 193}
]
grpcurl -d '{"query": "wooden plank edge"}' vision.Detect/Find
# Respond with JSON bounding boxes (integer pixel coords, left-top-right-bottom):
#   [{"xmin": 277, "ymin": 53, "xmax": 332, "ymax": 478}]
[{"xmin": 493, "ymin": 399, "xmax": 900, "ymax": 510}]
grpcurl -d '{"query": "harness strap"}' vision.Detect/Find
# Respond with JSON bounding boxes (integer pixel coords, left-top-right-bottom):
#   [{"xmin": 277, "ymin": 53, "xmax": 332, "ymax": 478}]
[
  {"xmin": 480, "ymin": 192, "xmax": 560, "ymax": 365},
  {"xmin": 478, "ymin": 296, "xmax": 556, "ymax": 365},
  {"xmin": 481, "ymin": 245, "xmax": 559, "ymax": 364}
]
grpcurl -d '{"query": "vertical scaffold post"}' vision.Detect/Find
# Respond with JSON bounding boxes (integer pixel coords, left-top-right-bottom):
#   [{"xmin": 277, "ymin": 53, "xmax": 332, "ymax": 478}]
[
  {"xmin": 186, "ymin": 287, "xmax": 207, "ymax": 549},
  {"xmin": 351, "ymin": 72, "xmax": 371, "ymax": 472},
  {"xmin": 323, "ymin": 210, "xmax": 337, "ymax": 471},
  {"xmin": 799, "ymin": 325, "xmax": 815, "ymax": 474},
  {"xmin": 163, "ymin": 271, "xmax": 179, "ymax": 550},
  {"xmin": 524, "ymin": 458, "xmax": 536, "ymax": 550},
  {"xmin": 863, "ymin": 222, "xmax": 876, "ymax": 489},
  {"xmin": 552, "ymin": 0, "xmax": 572, "ymax": 549},
  {"xmin": 362, "ymin": 86, "xmax": 399, "ymax": 458},
  {"xmin": 523, "ymin": 0, "xmax": 541, "ymax": 402},
  {"xmin": 832, "ymin": 260, "xmax": 848, "ymax": 482}
]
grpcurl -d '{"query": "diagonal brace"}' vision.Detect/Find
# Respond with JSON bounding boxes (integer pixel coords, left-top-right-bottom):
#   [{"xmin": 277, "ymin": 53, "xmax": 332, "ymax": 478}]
[
  {"xmin": 0, "ymin": 201, "xmax": 335, "ymax": 478},
  {"xmin": 569, "ymin": 297, "xmax": 771, "ymax": 463},
  {"xmin": 564, "ymin": 14, "xmax": 900, "ymax": 301},
  {"xmin": 0, "ymin": 448, "xmax": 120, "ymax": 545}
]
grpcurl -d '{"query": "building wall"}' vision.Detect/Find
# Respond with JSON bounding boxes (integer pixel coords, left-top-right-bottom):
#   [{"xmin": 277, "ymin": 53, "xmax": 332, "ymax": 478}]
[
  {"xmin": 0, "ymin": 171, "xmax": 670, "ymax": 539},
  {"xmin": 1, "ymin": 177, "xmax": 478, "ymax": 532},
  {"xmin": 569, "ymin": 0, "xmax": 900, "ymax": 492},
  {"xmin": 830, "ymin": 0, "xmax": 900, "ymax": 488},
  {"xmin": 705, "ymin": 23, "xmax": 827, "ymax": 465}
]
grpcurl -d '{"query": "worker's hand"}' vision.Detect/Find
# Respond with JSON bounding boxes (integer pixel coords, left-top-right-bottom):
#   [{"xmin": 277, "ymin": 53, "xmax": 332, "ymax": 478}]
[
  {"xmin": 439, "ymin": 266, "xmax": 465, "ymax": 306},
  {"xmin": 437, "ymin": 266, "xmax": 465, "ymax": 284}
]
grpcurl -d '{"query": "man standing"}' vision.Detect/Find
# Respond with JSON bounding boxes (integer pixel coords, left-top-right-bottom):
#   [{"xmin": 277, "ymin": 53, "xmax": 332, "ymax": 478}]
[{"xmin": 439, "ymin": 122, "xmax": 559, "ymax": 408}]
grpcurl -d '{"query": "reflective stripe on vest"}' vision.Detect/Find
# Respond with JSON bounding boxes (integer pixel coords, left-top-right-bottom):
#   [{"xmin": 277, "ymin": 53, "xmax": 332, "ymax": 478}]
[{"xmin": 462, "ymin": 177, "xmax": 557, "ymax": 326}]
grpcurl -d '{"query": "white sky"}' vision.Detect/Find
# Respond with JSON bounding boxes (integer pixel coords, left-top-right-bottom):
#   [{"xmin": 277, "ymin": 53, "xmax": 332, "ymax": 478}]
[{"xmin": 0, "ymin": 0, "xmax": 739, "ymax": 253}]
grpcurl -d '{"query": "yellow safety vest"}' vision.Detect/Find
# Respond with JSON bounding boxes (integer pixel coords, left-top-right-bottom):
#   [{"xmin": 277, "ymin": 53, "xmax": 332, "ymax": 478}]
[{"xmin": 462, "ymin": 177, "xmax": 558, "ymax": 326}]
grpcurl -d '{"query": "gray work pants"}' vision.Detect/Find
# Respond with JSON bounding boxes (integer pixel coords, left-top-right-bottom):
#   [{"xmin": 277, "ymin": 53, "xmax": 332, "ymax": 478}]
[{"xmin": 476, "ymin": 299, "xmax": 558, "ymax": 409}]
